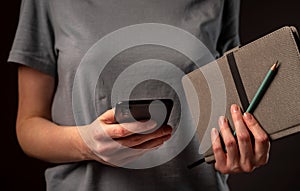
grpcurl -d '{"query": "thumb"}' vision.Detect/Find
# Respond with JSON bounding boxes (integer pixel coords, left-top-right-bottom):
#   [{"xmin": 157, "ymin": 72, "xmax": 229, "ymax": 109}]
[{"xmin": 99, "ymin": 108, "xmax": 116, "ymax": 124}]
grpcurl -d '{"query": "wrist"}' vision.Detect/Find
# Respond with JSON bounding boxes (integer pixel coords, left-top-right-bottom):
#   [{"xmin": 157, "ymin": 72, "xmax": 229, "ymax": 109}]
[
  {"xmin": 70, "ymin": 125, "xmax": 93, "ymax": 161},
  {"xmin": 74, "ymin": 124, "xmax": 115, "ymax": 166}
]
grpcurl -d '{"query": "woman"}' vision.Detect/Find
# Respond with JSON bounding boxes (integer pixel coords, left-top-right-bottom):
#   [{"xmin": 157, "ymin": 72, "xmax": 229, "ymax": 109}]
[{"xmin": 9, "ymin": 0, "xmax": 270, "ymax": 190}]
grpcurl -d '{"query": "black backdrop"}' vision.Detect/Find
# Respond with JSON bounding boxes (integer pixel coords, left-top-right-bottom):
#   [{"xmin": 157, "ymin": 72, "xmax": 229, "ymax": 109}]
[{"xmin": 1, "ymin": 1, "xmax": 300, "ymax": 190}]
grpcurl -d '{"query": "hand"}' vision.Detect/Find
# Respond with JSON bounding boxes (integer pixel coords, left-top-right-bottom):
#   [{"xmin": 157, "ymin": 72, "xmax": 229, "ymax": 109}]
[
  {"xmin": 211, "ymin": 104, "xmax": 270, "ymax": 174},
  {"xmin": 77, "ymin": 109, "xmax": 172, "ymax": 167}
]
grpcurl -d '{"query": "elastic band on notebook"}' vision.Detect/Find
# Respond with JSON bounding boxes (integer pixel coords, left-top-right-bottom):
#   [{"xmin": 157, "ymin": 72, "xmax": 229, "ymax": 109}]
[{"xmin": 226, "ymin": 52, "xmax": 250, "ymax": 111}]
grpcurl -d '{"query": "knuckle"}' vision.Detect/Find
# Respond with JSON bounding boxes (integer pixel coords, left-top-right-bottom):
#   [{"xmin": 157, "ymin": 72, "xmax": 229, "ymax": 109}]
[
  {"xmin": 253, "ymin": 121, "xmax": 261, "ymax": 129},
  {"xmin": 219, "ymin": 168, "xmax": 229, "ymax": 174},
  {"xmin": 114, "ymin": 127, "xmax": 127, "ymax": 137},
  {"xmin": 224, "ymin": 138, "xmax": 236, "ymax": 148},
  {"xmin": 240, "ymin": 162, "xmax": 254, "ymax": 173},
  {"xmin": 245, "ymin": 115, "xmax": 258, "ymax": 126},
  {"xmin": 237, "ymin": 133, "xmax": 251, "ymax": 143},
  {"xmin": 96, "ymin": 144, "xmax": 108, "ymax": 154},
  {"xmin": 256, "ymin": 134, "xmax": 269, "ymax": 144},
  {"xmin": 230, "ymin": 165, "xmax": 242, "ymax": 173},
  {"xmin": 257, "ymin": 155, "xmax": 269, "ymax": 166},
  {"xmin": 213, "ymin": 144, "xmax": 223, "ymax": 153},
  {"xmin": 93, "ymin": 133, "xmax": 100, "ymax": 140},
  {"xmin": 248, "ymin": 119, "xmax": 258, "ymax": 127},
  {"xmin": 93, "ymin": 129, "xmax": 104, "ymax": 140},
  {"xmin": 215, "ymin": 164, "xmax": 227, "ymax": 174},
  {"xmin": 243, "ymin": 166, "xmax": 254, "ymax": 173}
]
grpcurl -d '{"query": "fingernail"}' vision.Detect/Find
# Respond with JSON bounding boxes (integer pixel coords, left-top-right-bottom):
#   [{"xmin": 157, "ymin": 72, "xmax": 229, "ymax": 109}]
[
  {"xmin": 218, "ymin": 116, "xmax": 226, "ymax": 126},
  {"xmin": 231, "ymin": 104, "xmax": 239, "ymax": 113},
  {"xmin": 211, "ymin": 128, "xmax": 219, "ymax": 142},
  {"xmin": 243, "ymin": 112, "xmax": 252, "ymax": 120}
]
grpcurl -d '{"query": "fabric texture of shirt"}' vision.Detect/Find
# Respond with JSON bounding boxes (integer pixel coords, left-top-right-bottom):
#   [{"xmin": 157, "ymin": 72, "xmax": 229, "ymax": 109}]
[{"xmin": 8, "ymin": 0, "xmax": 240, "ymax": 190}]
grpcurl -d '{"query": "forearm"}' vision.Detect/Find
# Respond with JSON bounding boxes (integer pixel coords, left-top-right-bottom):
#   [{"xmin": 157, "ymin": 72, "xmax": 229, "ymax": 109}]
[{"xmin": 16, "ymin": 116, "xmax": 90, "ymax": 164}]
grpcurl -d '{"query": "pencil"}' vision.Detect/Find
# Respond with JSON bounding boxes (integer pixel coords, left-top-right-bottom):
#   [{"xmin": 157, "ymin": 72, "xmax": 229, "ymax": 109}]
[
  {"xmin": 233, "ymin": 61, "xmax": 279, "ymax": 136},
  {"xmin": 246, "ymin": 61, "xmax": 279, "ymax": 113}
]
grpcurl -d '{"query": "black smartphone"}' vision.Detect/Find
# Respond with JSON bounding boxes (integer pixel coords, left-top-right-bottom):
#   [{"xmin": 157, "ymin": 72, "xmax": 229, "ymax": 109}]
[{"xmin": 114, "ymin": 99, "xmax": 173, "ymax": 126}]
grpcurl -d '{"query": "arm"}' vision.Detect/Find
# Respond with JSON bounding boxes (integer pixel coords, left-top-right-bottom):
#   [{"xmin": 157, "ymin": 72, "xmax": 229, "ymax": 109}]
[
  {"xmin": 17, "ymin": 66, "xmax": 171, "ymax": 165},
  {"xmin": 17, "ymin": 66, "xmax": 88, "ymax": 163}
]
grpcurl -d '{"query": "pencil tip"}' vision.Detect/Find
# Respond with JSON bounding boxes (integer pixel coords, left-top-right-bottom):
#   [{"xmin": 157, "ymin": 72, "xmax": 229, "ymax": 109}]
[{"xmin": 271, "ymin": 61, "xmax": 280, "ymax": 70}]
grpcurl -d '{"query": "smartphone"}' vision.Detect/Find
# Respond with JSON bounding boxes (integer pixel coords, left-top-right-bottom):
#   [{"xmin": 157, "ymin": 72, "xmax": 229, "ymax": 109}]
[{"xmin": 114, "ymin": 99, "xmax": 173, "ymax": 126}]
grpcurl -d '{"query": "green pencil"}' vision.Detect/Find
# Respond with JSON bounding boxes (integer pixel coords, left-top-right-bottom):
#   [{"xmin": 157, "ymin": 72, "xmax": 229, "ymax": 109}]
[
  {"xmin": 246, "ymin": 61, "xmax": 279, "ymax": 114},
  {"xmin": 233, "ymin": 61, "xmax": 279, "ymax": 137}
]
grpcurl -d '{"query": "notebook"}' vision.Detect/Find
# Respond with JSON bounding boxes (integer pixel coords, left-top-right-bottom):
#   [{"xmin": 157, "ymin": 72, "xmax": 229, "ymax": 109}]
[{"xmin": 182, "ymin": 26, "xmax": 300, "ymax": 163}]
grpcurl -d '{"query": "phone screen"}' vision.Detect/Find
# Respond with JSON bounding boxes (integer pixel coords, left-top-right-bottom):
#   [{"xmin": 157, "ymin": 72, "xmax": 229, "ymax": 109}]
[{"xmin": 114, "ymin": 99, "xmax": 173, "ymax": 125}]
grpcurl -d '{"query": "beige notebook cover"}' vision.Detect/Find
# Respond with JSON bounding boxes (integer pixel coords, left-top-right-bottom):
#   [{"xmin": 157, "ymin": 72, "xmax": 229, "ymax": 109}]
[{"xmin": 182, "ymin": 26, "xmax": 300, "ymax": 163}]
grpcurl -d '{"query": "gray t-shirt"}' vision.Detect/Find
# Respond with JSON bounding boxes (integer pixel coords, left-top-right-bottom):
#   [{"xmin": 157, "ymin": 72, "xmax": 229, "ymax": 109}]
[{"xmin": 9, "ymin": 0, "xmax": 240, "ymax": 190}]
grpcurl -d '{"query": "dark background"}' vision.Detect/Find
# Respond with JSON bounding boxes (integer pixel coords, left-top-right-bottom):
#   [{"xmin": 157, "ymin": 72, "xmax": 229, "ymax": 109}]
[{"xmin": 1, "ymin": 1, "xmax": 300, "ymax": 190}]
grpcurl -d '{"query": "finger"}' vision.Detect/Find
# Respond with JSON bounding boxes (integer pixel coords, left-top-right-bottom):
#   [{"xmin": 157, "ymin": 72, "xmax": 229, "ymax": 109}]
[
  {"xmin": 118, "ymin": 119, "xmax": 159, "ymax": 134},
  {"xmin": 102, "ymin": 120, "xmax": 157, "ymax": 138},
  {"xmin": 243, "ymin": 112, "xmax": 270, "ymax": 165},
  {"xmin": 219, "ymin": 115, "xmax": 239, "ymax": 167},
  {"xmin": 99, "ymin": 145, "xmax": 148, "ymax": 166},
  {"xmin": 118, "ymin": 152, "xmax": 148, "ymax": 166},
  {"xmin": 133, "ymin": 134, "xmax": 171, "ymax": 149},
  {"xmin": 231, "ymin": 104, "xmax": 254, "ymax": 170},
  {"xmin": 110, "ymin": 143, "xmax": 164, "ymax": 167},
  {"xmin": 99, "ymin": 108, "xmax": 116, "ymax": 124},
  {"xmin": 211, "ymin": 127, "xmax": 226, "ymax": 170},
  {"xmin": 112, "ymin": 151, "xmax": 147, "ymax": 167},
  {"xmin": 116, "ymin": 125, "xmax": 172, "ymax": 148}
]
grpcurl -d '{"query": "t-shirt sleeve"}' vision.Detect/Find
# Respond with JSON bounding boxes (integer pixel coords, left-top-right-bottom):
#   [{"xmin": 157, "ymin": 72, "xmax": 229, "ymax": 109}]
[
  {"xmin": 8, "ymin": 0, "xmax": 57, "ymax": 77},
  {"xmin": 216, "ymin": 0, "xmax": 241, "ymax": 56}
]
